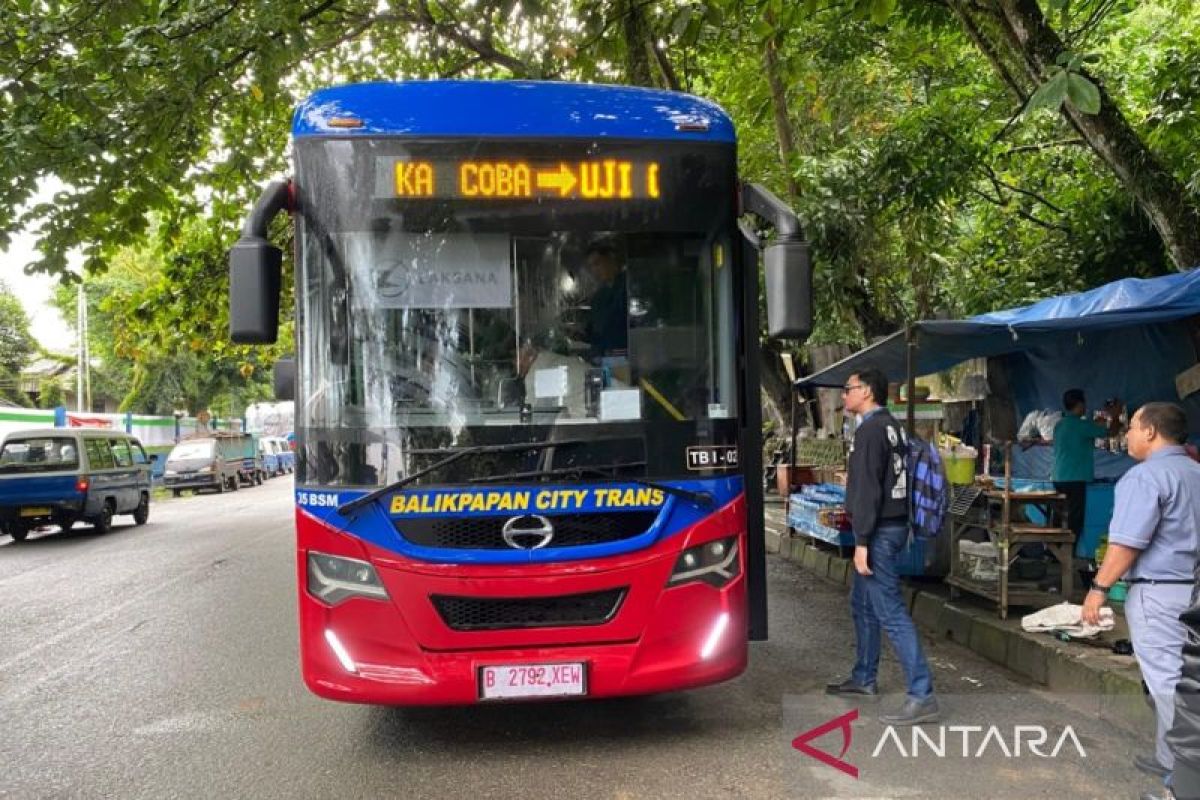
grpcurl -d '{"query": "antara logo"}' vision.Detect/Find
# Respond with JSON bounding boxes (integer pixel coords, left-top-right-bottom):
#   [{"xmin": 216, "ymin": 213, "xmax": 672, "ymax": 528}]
[
  {"xmin": 791, "ymin": 709, "xmax": 1088, "ymax": 779},
  {"xmin": 792, "ymin": 709, "xmax": 859, "ymax": 778}
]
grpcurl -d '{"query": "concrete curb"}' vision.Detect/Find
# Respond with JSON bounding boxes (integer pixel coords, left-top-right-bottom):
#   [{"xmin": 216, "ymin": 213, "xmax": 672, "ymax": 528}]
[{"xmin": 774, "ymin": 532, "xmax": 1153, "ymax": 734}]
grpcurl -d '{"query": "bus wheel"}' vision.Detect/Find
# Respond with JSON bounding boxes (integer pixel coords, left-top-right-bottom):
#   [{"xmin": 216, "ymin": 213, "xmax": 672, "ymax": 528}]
[
  {"xmin": 92, "ymin": 502, "xmax": 114, "ymax": 534},
  {"xmin": 133, "ymin": 493, "xmax": 149, "ymax": 525},
  {"xmin": 9, "ymin": 524, "xmax": 28, "ymax": 542}
]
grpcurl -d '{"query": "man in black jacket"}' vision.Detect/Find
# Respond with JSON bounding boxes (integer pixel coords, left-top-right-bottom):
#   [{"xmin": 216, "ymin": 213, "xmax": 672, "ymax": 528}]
[{"xmin": 826, "ymin": 367, "xmax": 939, "ymax": 725}]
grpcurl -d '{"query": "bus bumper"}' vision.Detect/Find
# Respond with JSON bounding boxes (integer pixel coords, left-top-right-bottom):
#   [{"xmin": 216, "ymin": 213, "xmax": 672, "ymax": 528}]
[
  {"xmin": 299, "ymin": 584, "xmax": 747, "ymax": 705},
  {"xmin": 296, "ymin": 505, "xmax": 750, "ymax": 705}
]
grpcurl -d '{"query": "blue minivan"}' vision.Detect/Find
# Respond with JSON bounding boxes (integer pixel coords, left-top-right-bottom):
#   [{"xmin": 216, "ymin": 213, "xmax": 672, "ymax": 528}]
[{"xmin": 0, "ymin": 429, "xmax": 153, "ymax": 542}]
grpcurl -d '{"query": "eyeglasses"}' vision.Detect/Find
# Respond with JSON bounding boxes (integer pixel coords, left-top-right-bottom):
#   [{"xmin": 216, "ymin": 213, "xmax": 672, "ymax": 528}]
[{"xmin": 842, "ymin": 384, "xmax": 866, "ymax": 394}]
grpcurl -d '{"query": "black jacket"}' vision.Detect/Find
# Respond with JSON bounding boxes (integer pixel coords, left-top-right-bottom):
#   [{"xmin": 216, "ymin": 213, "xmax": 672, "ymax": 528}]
[{"xmin": 846, "ymin": 408, "xmax": 908, "ymax": 546}]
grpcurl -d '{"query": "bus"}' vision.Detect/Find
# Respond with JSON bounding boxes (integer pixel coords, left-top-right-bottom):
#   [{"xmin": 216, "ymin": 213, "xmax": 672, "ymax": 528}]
[{"xmin": 229, "ymin": 81, "xmax": 812, "ymax": 705}]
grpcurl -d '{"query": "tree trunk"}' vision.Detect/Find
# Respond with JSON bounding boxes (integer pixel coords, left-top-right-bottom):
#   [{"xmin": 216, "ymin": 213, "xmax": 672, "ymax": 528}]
[
  {"xmin": 762, "ymin": 17, "xmax": 801, "ymax": 201},
  {"xmin": 618, "ymin": 0, "xmax": 655, "ymax": 87},
  {"xmin": 759, "ymin": 340, "xmax": 791, "ymax": 435},
  {"xmin": 755, "ymin": 22, "xmax": 804, "ymax": 432},
  {"xmin": 984, "ymin": 0, "xmax": 1200, "ymax": 270}
]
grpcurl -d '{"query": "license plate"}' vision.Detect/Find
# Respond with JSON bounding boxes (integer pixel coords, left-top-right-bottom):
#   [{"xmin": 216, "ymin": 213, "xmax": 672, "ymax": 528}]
[
  {"xmin": 20, "ymin": 507, "xmax": 51, "ymax": 517},
  {"xmin": 479, "ymin": 662, "xmax": 586, "ymax": 700}
]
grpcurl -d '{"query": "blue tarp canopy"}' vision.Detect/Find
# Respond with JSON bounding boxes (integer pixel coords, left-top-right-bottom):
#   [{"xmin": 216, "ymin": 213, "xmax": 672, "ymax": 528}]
[{"xmin": 797, "ymin": 271, "xmax": 1200, "ymax": 432}]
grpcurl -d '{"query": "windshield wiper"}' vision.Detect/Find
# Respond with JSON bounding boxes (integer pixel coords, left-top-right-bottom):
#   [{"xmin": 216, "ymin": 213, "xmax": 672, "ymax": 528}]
[
  {"xmin": 469, "ymin": 463, "xmax": 716, "ymax": 510},
  {"xmin": 335, "ymin": 438, "xmax": 630, "ymax": 517}
]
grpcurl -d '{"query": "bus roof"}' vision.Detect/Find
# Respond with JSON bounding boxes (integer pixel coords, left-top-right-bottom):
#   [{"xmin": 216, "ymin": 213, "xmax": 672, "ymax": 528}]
[{"xmin": 292, "ymin": 80, "xmax": 735, "ymax": 143}]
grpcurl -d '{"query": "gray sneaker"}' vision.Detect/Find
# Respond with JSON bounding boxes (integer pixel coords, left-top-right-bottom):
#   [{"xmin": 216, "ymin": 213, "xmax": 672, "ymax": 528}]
[
  {"xmin": 1139, "ymin": 789, "xmax": 1175, "ymax": 800},
  {"xmin": 879, "ymin": 696, "xmax": 940, "ymax": 726}
]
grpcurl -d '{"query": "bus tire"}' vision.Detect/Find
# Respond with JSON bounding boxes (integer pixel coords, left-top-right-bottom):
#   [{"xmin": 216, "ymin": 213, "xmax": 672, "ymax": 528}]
[
  {"xmin": 92, "ymin": 502, "xmax": 114, "ymax": 534},
  {"xmin": 133, "ymin": 493, "xmax": 150, "ymax": 525}
]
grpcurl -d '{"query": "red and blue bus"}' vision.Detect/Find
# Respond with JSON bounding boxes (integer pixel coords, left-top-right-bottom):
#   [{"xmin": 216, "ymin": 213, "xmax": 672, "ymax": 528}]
[{"xmin": 229, "ymin": 81, "xmax": 811, "ymax": 704}]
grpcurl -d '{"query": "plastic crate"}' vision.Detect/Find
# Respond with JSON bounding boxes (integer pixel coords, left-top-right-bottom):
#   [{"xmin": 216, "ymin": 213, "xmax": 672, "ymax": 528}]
[{"xmin": 787, "ymin": 487, "xmax": 928, "ymax": 574}]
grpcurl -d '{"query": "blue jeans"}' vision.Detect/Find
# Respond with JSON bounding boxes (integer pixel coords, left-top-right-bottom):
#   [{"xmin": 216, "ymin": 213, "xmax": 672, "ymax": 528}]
[{"xmin": 850, "ymin": 523, "xmax": 935, "ymax": 701}]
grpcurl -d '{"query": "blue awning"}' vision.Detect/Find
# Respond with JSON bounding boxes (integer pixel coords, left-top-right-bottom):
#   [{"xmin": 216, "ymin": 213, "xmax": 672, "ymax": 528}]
[{"xmin": 798, "ymin": 270, "xmax": 1200, "ymax": 388}]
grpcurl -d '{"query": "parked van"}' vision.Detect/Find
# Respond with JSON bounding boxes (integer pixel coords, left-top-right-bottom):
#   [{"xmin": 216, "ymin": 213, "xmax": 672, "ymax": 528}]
[
  {"xmin": 0, "ymin": 428, "xmax": 153, "ymax": 542},
  {"xmin": 273, "ymin": 437, "xmax": 295, "ymax": 475},
  {"xmin": 164, "ymin": 432, "xmax": 263, "ymax": 495},
  {"xmin": 258, "ymin": 436, "xmax": 281, "ymax": 478}
]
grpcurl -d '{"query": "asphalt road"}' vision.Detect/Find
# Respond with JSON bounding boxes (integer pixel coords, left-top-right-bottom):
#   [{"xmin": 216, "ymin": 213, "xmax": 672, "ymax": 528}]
[{"xmin": 0, "ymin": 480, "xmax": 1158, "ymax": 799}]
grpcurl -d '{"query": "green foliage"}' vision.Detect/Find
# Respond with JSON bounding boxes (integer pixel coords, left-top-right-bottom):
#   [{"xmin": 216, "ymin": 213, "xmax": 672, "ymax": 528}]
[
  {"xmin": 1025, "ymin": 52, "xmax": 1102, "ymax": 115},
  {"xmin": 0, "ymin": 281, "xmax": 35, "ymax": 377},
  {"xmin": 50, "ymin": 219, "xmax": 284, "ymax": 414},
  {"xmin": 3, "ymin": 0, "xmax": 1200, "ymax": 365},
  {"xmin": 38, "ymin": 378, "xmax": 65, "ymax": 409}
]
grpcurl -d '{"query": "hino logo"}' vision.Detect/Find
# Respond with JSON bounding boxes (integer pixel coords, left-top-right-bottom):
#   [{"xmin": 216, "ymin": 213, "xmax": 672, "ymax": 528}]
[{"xmin": 502, "ymin": 515, "xmax": 555, "ymax": 550}]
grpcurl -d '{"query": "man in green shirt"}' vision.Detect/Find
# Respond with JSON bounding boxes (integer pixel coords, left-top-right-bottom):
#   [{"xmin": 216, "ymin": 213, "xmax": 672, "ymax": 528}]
[{"xmin": 1052, "ymin": 388, "xmax": 1118, "ymax": 542}]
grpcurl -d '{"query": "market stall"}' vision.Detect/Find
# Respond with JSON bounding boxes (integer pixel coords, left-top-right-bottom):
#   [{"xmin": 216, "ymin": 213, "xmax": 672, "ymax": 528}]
[{"xmin": 789, "ymin": 270, "xmax": 1200, "ymax": 607}]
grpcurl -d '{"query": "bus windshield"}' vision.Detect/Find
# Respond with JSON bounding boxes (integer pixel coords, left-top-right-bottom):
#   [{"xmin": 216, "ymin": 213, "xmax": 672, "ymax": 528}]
[{"xmin": 295, "ymin": 138, "xmax": 739, "ymax": 488}]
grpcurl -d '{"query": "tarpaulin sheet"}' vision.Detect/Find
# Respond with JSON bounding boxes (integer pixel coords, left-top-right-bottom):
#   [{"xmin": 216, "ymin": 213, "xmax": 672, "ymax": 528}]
[
  {"xmin": 796, "ymin": 270, "xmax": 1200, "ymax": 435},
  {"xmin": 798, "ymin": 271, "xmax": 1200, "ymax": 391}
]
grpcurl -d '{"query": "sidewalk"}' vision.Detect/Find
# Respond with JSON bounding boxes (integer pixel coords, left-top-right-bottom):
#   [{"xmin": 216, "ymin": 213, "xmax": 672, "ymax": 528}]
[{"xmin": 764, "ymin": 499, "xmax": 1154, "ymax": 734}]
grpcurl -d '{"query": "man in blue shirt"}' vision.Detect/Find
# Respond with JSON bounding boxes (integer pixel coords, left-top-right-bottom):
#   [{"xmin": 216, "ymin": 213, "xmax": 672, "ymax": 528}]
[{"xmin": 1082, "ymin": 402, "xmax": 1200, "ymax": 799}]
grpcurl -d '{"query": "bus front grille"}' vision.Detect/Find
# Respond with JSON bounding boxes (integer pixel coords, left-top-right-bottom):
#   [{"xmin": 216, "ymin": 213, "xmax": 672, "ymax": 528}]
[
  {"xmin": 430, "ymin": 589, "xmax": 627, "ymax": 631},
  {"xmin": 396, "ymin": 511, "xmax": 659, "ymax": 550}
]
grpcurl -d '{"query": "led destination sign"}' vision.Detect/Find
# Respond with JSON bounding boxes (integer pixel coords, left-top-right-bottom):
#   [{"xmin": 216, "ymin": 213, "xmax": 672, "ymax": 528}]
[{"xmin": 387, "ymin": 159, "xmax": 662, "ymax": 201}]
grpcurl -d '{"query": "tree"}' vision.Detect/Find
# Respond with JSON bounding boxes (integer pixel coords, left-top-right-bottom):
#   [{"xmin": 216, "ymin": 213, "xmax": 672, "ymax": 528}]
[
  {"xmin": 0, "ymin": 281, "xmax": 36, "ymax": 405},
  {"xmin": 50, "ymin": 220, "xmax": 281, "ymax": 414},
  {"xmin": 0, "ymin": 281, "xmax": 35, "ymax": 376},
  {"xmin": 6, "ymin": 0, "xmax": 1200, "ymax": 425},
  {"xmin": 38, "ymin": 378, "xmax": 65, "ymax": 409},
  {"xmin": 945, "ymin": 0, "xmax": 1200, "ymax": 270}
]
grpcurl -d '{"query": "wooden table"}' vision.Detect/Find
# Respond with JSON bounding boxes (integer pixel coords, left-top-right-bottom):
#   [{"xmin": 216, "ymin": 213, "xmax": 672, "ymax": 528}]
[{"xmin": 946, "ymin": 445, "xmax": 1076, "ymax": 619}]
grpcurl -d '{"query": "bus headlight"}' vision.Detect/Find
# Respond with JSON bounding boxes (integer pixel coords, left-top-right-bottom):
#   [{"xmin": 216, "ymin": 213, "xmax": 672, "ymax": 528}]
[
  {"xmin": 668, "ymin": 537, "xmax": 739, "ymax": 588},
  {"xmin": 307, "ymin": 552, "xmax": 390, "ymax": 605}
]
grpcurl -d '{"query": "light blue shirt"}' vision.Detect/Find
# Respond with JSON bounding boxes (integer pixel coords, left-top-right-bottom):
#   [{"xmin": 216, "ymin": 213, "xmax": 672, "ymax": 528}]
[{"xmin": 1109, "ymin": 446, "xmax": 1200, "ymax": 581}]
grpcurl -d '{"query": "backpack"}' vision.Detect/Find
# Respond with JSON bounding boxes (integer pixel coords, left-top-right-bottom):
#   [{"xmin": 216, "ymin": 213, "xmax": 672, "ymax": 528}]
[{"xmin": 906, "ymin": 435, "xmax": 949, "ymax": 540}]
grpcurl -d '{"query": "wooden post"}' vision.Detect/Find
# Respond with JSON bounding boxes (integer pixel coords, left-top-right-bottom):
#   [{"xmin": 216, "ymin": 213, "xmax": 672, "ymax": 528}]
[
  {"xmin": 905, "ymin": 325, "xmax": 918, "ymax": 436},
  {"xmin": 1001, "ymin": 441, "xmax": 1013, "ymax": 619},
  {"xmin": 781, "ymin": 353, "xmax": 798, "ymax": 474}
]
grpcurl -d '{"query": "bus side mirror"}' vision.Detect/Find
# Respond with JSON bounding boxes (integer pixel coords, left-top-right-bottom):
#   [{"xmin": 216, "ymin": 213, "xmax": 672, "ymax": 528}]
[
  {"xmin": 274, "ymin": 358, "xmax": 296, "ymax": 401},
  {"xmin": 230, "ymin": 180, "xmax": 290, "ymax": 345},
  {"xmin": 763, "ymin": 240, "xmax": 813, "ymax": 341},
  {"xmin": 230, "ymin": 238, "xmax": 282, "ymax": 344}
]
